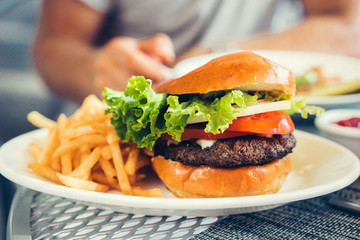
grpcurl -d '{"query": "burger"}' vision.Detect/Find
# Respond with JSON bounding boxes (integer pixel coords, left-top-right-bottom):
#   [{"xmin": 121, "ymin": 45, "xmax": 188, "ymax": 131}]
[{"xmin": 103, "ymin": 51, "xmax": 322, "ymax": 198}]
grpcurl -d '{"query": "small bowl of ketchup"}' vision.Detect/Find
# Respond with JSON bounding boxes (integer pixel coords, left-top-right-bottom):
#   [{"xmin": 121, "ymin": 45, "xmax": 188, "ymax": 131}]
[{"xmin": 315, "ymin": 109, "xmax": 360, "ymax": 157}]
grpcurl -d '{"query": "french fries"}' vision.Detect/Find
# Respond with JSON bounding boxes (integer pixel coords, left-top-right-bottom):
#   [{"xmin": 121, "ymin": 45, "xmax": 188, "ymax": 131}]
[{"xmin": 27, "ymin": 95, "xmax": 163, "ymax": 197}]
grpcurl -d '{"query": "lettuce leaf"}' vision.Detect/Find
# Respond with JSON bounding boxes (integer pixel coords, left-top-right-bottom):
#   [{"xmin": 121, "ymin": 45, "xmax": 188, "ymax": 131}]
[
  {"xmin": 103, "ymin": 76, "xmax": 257, "ymax": 149},
  {"xmin": 103, "ymin": 76, "xmax": 167, "ymax": 150},
  {"xmin": 255, "ymin": 91, "xmax": 292, "ymax": 101},
  {"xmin": 284, "ymin": 97, "xmax": 324, "ymax": 118},
  {"xmin": 255, "ymin": 90, "xmax": 324, "ymax": 118}
]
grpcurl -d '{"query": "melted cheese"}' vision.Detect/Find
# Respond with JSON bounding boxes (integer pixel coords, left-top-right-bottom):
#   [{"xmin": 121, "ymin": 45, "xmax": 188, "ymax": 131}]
[{"xmin": 196, "ymin": 139, "xmax": 217, "ymax": 149}]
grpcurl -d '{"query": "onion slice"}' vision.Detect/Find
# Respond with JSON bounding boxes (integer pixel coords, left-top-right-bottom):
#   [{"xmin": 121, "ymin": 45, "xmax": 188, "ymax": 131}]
[{"xmin": 187, "ymin": 100, "xmax": 292, "ymax": 124}]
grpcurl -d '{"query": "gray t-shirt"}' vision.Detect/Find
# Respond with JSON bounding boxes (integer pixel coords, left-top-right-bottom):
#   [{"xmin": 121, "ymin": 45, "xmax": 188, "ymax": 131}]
[{"xmin": 83, "ymin": 0, "xmax": 305, "ymax": 55}]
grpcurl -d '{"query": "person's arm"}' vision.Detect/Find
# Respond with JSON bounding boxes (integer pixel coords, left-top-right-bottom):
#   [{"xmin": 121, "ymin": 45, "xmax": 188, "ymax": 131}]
[
  {"xmin": 177, "ymin": 0, "xmax": 360, "ymax": 63},
  {"xmin": 34, "ymin": 0, "xmax": 174, "ymax": 103},
  {"xmin": 238, "ymin": 0, "xmax": 360, "ymax": 56}
]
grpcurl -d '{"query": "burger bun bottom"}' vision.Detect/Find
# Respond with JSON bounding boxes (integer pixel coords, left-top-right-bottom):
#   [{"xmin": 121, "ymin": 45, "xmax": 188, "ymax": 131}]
[{"xmin": 151, "ymin": 155, "xmax": 291, "ymax": 198}]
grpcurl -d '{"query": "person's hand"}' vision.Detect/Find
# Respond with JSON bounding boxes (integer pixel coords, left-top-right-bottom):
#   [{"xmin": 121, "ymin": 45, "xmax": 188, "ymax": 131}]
[{"xmin": 94, "ymin": 33, "xmax": 175, "ymax": 94}]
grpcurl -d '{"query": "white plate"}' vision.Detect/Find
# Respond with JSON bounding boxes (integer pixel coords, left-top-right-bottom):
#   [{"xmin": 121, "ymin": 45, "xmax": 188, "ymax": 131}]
[
  {"xmin": 174, "ymin": 50, "xmax": 360, "ymax": 109},
  {"xmin": 0, "ymin": 129, "xmax": 359, "ymax": 216}
]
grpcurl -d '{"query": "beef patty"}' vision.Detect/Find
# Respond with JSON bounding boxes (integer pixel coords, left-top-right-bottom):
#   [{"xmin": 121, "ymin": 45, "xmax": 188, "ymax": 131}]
[{"xmin": 154, "ymin": 134, "xmax": 296, "ymax": 168}]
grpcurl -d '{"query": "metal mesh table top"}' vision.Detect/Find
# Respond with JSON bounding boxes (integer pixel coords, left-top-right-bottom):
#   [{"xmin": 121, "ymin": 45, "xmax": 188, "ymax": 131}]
[
  {"xmin": 8, "ymin": 187, "xmax": 222, "ymax": 240},
  {"xmin": 8, "ymin": 179, "xmax": 360, "ymax": 239}
]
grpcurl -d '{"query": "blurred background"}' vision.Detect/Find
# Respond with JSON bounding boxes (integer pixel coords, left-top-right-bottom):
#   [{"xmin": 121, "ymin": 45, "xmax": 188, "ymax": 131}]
[
  {"xmin": 0, "ymin": 1, "xmax": 76, "ymax": 238},
  {"xmin": 0, "ymin": 0, "xmax": 359, "ymax": 239},
  {"xmin": 1, "ymin": 1, "xmax": 41, "ymax": 238}
]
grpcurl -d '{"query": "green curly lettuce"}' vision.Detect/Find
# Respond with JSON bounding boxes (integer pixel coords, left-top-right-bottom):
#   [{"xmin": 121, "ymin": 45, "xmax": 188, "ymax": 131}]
[
  {"xmin": 255, "ymin": 91, "xmax": 324, "ymax": 118},
  {"xmin": 284, "ymin": 97, "xmax": 324, "ymax": 118},
  {"xmin": 103, "ymin": 76, "xmax": 257, "ymax": 149},
  {"xmin": 103, "ymin": 76, "xmax": 168, "ymax": 150}
]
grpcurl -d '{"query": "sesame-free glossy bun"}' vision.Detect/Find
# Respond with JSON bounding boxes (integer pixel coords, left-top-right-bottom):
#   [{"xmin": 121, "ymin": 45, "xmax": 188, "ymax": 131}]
[
  {"xmin": 151, "ymin": 155, "xmax": 292, "ymax": 198},
  {"xmin": 155, "ymin": 51, "xmax": 295, "ymax": 97}
]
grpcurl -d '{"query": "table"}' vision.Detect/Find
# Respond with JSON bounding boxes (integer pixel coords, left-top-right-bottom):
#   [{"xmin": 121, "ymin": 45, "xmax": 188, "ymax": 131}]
[
  {"xmin": 8, "ymin": 187, "xmax": 222, "ymax": 239},
  {"xmin": 7, "ymin": 179, "xmax": 360, "ymax": 240},
  {"xmin": 6, "ymin": 119, "xmax": 360, "ymax": 240}
]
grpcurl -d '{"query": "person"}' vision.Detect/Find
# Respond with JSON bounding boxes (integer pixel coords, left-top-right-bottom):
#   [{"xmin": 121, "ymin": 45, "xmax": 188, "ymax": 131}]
[{"xmin": 33, "ymin": 0, "xmax": 360, "ymax": 103}]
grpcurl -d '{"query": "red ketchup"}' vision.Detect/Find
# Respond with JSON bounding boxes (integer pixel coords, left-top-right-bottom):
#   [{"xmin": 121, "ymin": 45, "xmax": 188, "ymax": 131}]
[{"xmin": 335, "ymin": 117, "xmax": 360, "ymax": 128}]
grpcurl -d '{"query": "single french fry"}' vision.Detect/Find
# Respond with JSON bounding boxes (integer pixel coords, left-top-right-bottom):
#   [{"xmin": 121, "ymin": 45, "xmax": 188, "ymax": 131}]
[
  {"xmin": 54, "ymin": 134, "xmax": 107, "ymax": 157},
  {"xmin": 69, "ymin": 146, "xmax": 103, "ymax": 179},
  {"xmin": 67, "ymin": 114, "xmax": 110, "ymax": 129},
  {"xmin": 99, "ymin": 158, "xmax": 118, "ymax": 186},
  {"xmin": 27, "ymin": 111, "xmax": 56, "ymax": 129},
  {"xmin": 89, "ymin": 122, "xmax": 108, "ymax": 134},
  {"xmin": 80, "ymin": 94, "xmax": 104, "ymax": 112},
  {"xmin": 28, "ymin": 142, "xmax": 42, "ymax": 160},
  {"xmin": 125, "ymin": 144, "xmax": 140, "ymax": 176},
  {"xmin": 107, "ymin": 127, "xmax": 132, "ymax": 195},
  {"xmin": 28, "ymin": 163, "xmax": 62, "ymax": 184},
  {"xmin": 50, "ymin": 156, "xmax": 62, "ymax": 173},
  {"xmin": 91, "ymin": 170, "xmax": 121, "ymax": 192},
  {"xmin": 109, "ymin": 141, "xmax": 133, "ymax": 195},
  {"xmin": 133, "ymin": 186, "xmax": 164, "ymax": 198},
  {"xmin": 38, "ymin": 127, "xmax": 60, "ymax": 166},
  {"xmin": 93, "ymin": 169, "xmax": 122, "ymax": 191},
  {"xmin": 73, "ymin": 144, "xmax": 92, "ymax": 173},
  {"xmin": 70, "ymin": 96, "xmax": 107, "ymax": 123},
  {"xmin": 79, "ymin": 144, "xmax": 91, "ymax": 163},
  {"xmin": 101, "ymin": 145, "xmax": 112, "ymax": 161},
  {"xmin": 62, "ymin": 126, "xmax": 98, "ymax": 139},
  {"xmin": 57, "ymin": 173, "xmax": 110, "ymax": 192},
  {"xmin": 72, "ymin": 149, "xmax": 82, "ymax": 169},
  {"xmin": 57, "ymin": 113, "xmax": 68, "ymax": 127},
  {"xmin": 61, "ymin": 152, "xmax": 73, "ymax": 175},
  {"xmin": 91, "ymin": 170, "xmax": 108, "ymax": 185},
  {"xmin": 57, "ymin": 114, "xmax": 73, "ymax": 175},
  {"xmin": 106, "ymin": 124, "xmax": 120, "ymax": 143}
]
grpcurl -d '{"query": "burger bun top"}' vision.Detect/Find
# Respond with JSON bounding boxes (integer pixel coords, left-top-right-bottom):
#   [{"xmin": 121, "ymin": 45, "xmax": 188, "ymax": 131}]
[{"xmin": 155, "ymin": 51, "xmax": 295, "ymax": 97}]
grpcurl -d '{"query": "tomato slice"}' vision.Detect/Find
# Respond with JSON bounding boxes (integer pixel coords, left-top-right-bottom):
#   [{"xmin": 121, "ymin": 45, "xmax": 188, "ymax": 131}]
[
  {"xmin": 227, "ymin": 111, "xmax": 294, "ymax": 134},
  {"xmin": 161, "ymin": 111, "xmax": 294, "ymax": 140}
]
